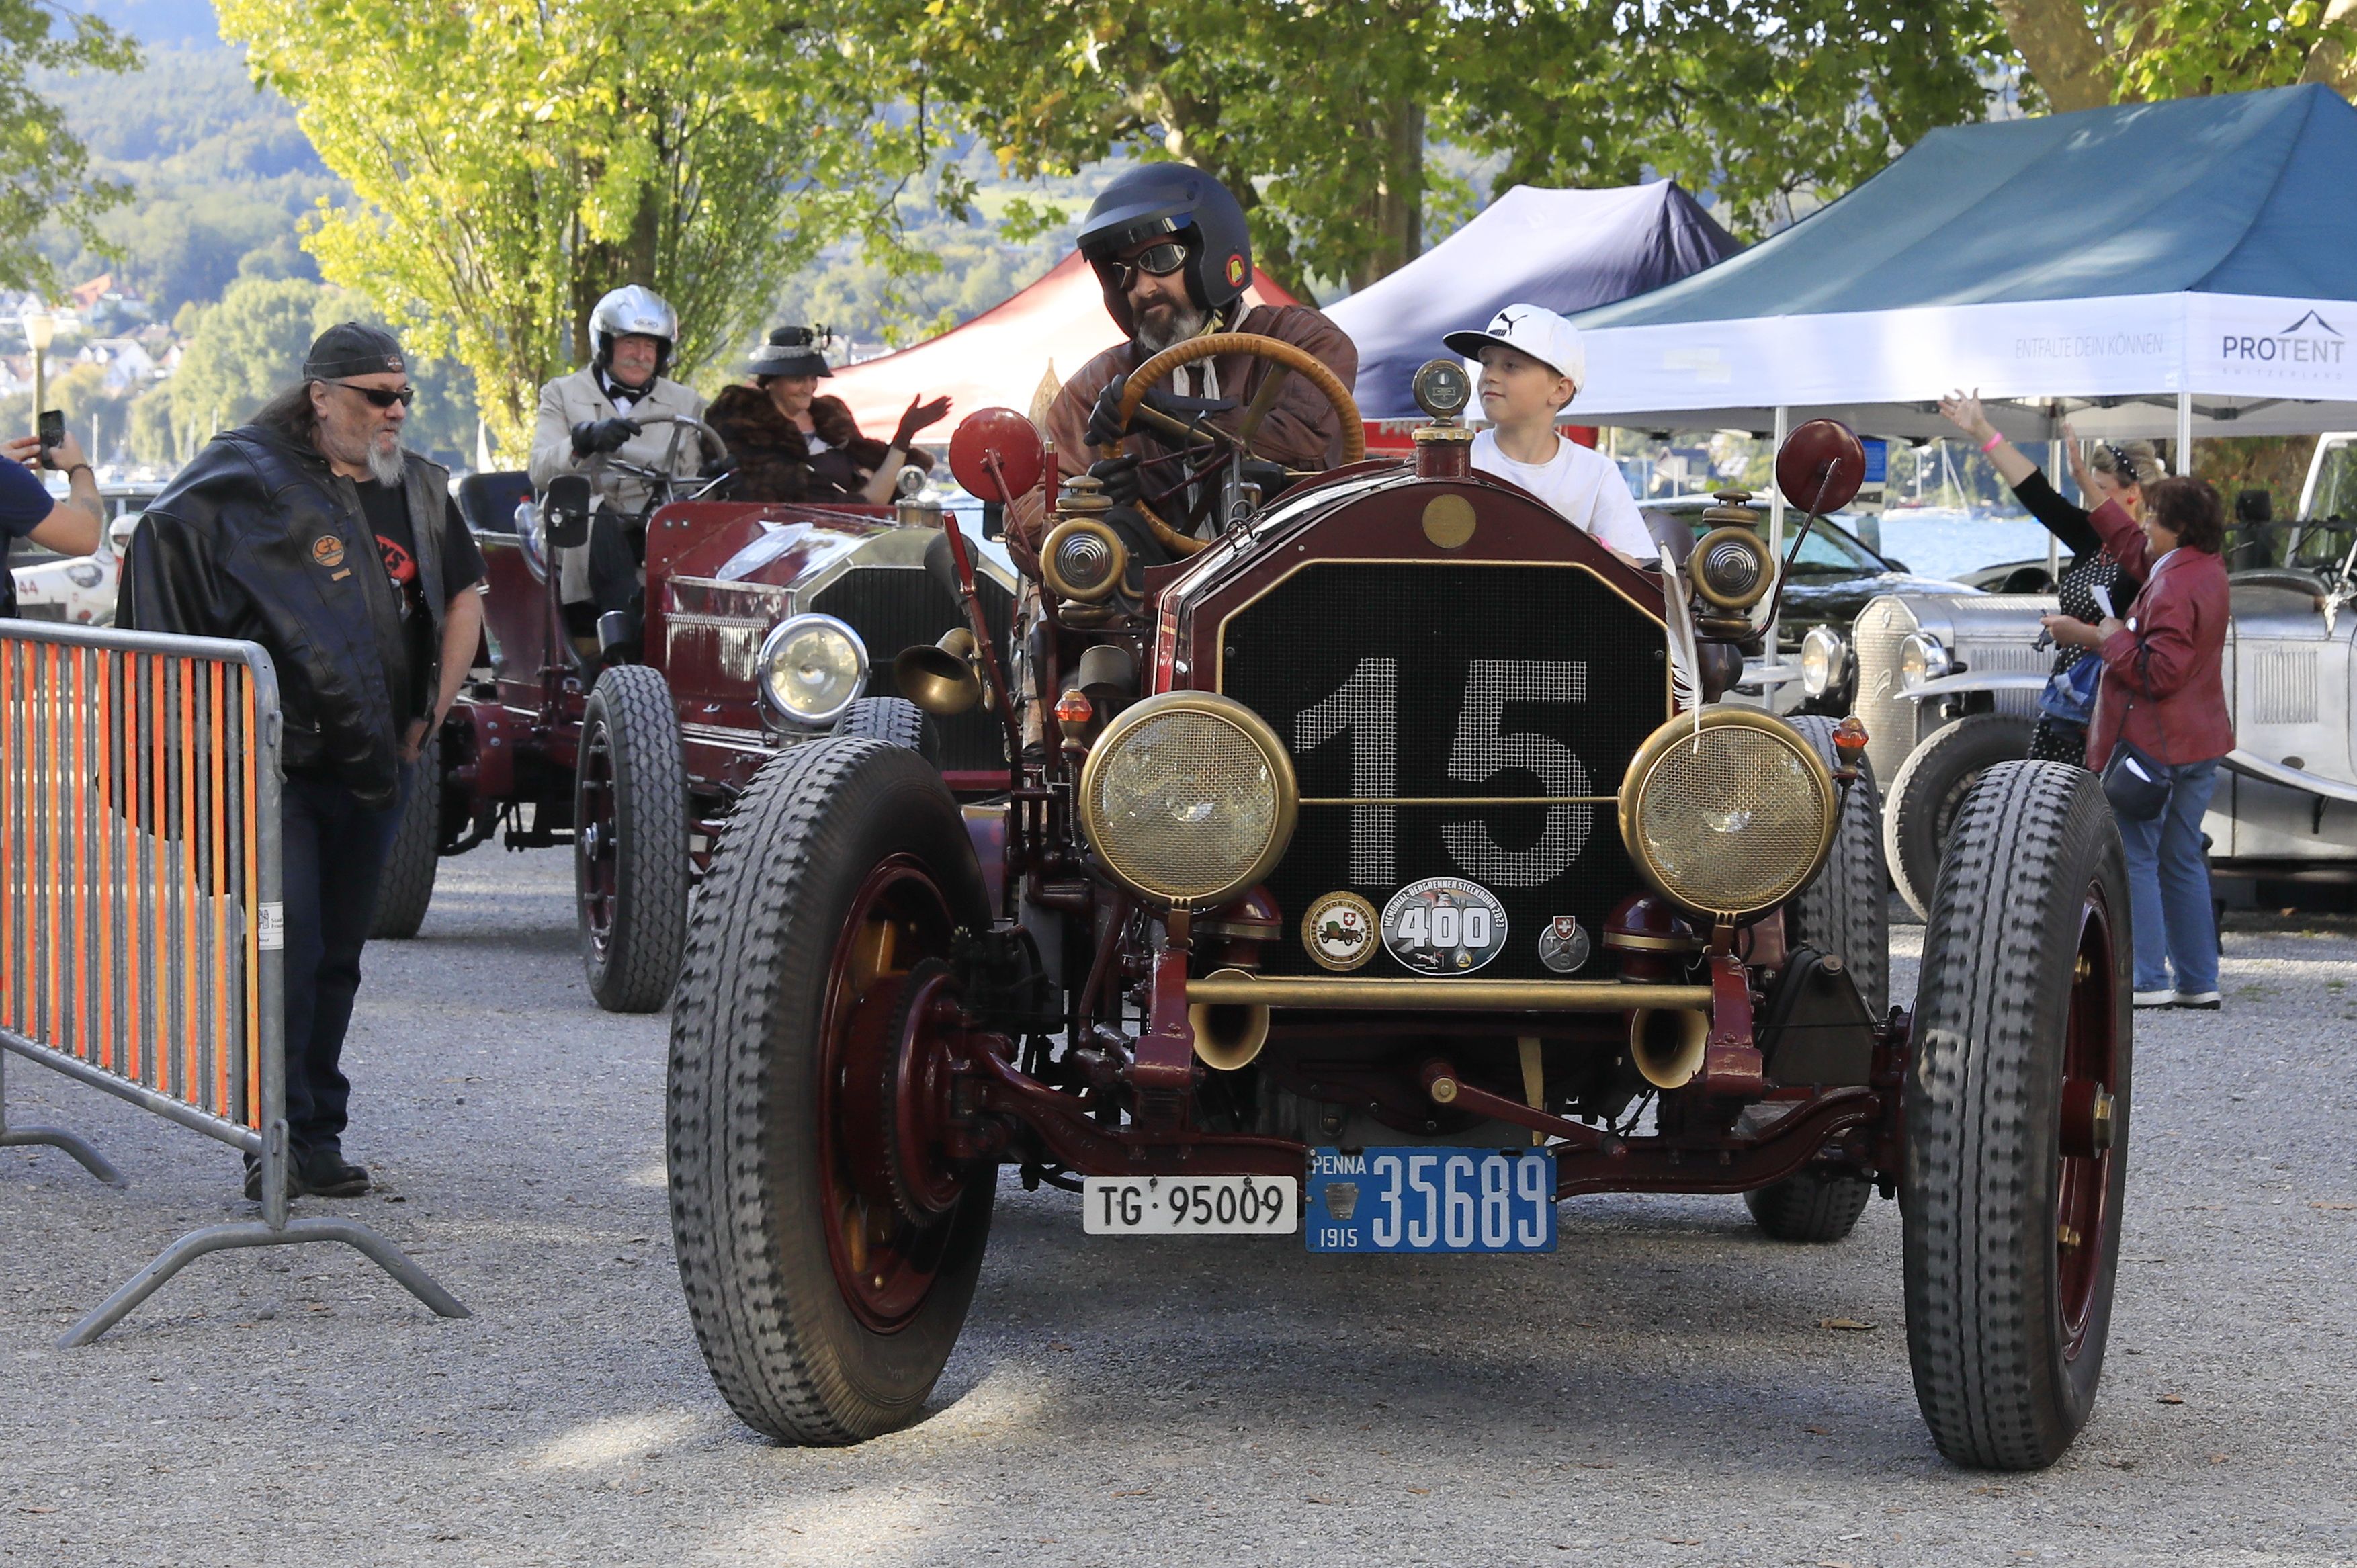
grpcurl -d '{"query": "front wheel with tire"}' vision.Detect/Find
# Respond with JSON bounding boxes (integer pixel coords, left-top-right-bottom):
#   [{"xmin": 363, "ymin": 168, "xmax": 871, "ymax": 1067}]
[
  {"xmin": 370, "ymin": 732, "xmax": 443, "ymax": 940},
  {"xmin": 1885, "ymin": 712, "xmax": 2037, "ymax": 920},
  {"xmin": 834, "ymin": 695, "xmax": 940, "ymax": 765},
  {"xmin": 1903, "ymin": 760, "xmax": 2130, "ymax": 1470},
  {"xmin": 667, "ymin": 738, "xmax": 996, "ymax": 1444},
  {"xmin": 576, "ymin": 664, "xmax": 689, "ymax": 1012}
]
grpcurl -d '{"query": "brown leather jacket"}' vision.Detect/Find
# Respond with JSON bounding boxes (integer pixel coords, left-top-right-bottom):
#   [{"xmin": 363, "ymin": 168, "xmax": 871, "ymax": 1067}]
[{"xmin": 1043, "ymin": 303, "xmax": 1359, "ymax": 488}]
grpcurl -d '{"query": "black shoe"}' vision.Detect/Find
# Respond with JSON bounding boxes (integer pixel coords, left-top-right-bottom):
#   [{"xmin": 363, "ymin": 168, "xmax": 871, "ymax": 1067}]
[
  {"xmin": 241, "ymin": 1153, "xmax": 310, "ymax": 1202},
  {"xmin": 300, "ymin": 1145, "xmax": 370, "ymax": 1198}
]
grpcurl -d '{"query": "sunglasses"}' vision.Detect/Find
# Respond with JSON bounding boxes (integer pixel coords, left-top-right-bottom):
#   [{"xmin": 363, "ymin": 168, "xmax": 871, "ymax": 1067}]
[
  {"xmin": 329, "ymin": 380, "xmax": 416, "ymax": 408},
  {"xmin": 1106, "ymin": 240, "xmax": 1189, "ymax": 292}
]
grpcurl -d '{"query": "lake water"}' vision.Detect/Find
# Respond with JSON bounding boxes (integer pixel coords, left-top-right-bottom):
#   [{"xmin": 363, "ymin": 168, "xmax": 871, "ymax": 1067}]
[{"xmin": 1853, "ymin": 508, "xmax": 2057, "ymax": 584}]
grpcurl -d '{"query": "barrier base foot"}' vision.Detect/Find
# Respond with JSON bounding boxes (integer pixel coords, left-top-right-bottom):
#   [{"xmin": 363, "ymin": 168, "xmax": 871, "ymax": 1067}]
[
  {"xmin": 1, "ymin": 1126, "xmax": 126, "ymax": 1188},
  {"xmin": 60, "ymin": 1216, "xmax": 472, "ymax": 1348}
]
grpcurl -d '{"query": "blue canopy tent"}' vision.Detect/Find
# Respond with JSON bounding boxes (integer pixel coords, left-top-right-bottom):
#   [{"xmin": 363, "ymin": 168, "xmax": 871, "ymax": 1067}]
[
  {"xmin": 1570, "ymin": 84, "xmax": 2357, "ymax": 447},
  {"xmin": 1326, "ymin": 181, "xmax": 1738, "ymax": 423}
]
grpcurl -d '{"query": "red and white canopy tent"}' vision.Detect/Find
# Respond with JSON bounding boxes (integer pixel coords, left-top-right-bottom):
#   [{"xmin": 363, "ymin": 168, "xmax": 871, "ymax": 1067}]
[{"xmin": 826, "ymin": 251, "xmax": 1300, "ymax": 440}]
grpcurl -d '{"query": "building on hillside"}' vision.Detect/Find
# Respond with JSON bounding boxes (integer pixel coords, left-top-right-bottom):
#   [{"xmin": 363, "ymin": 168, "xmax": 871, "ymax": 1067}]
[{"xmin": 78, "ymin": 338, "xmax": 159, "ymax": 393}]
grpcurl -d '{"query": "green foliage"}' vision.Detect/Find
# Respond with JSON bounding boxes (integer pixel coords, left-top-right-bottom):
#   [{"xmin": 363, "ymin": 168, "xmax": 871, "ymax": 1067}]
[
  {"xmin": 1445, "ymin": 0, "xmax": 2011, "ymax": 241},
  {"xmin": 218, "ymin": 0, "xmax": 937, "ymax": 457},
  {"xmin": 778, "ymin": 222, "xmax": 1056, "ymax": 355},
  {"xmin": 0, "ymin": 0, "xmax": 141, "ymax": 291},
  {"xmin": 875, "ymin": 0, "xmax": 2008, "ymax": 296},
  {"xmin": 2108, "ymin": 0, "xmax": 2357, "ymax": 99}
]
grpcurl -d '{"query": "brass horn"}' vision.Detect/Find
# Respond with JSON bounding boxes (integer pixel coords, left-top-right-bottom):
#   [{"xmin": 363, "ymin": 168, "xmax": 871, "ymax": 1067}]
[
  {"xmin": 894, "ymin": 627, "xmax": 981, "ymax": 717},
  {"xmin": 1189, "ymin": 967, "xmax": 1271, "ymax": 1071},
  {"xmin": 1629, "ymin": 1007, "xmax": 1709, "ymax": 1090}
]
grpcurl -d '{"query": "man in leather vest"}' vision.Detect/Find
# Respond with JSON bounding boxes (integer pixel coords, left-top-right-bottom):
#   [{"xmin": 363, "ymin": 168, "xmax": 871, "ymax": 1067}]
[{"xmin": 121, "ymin": 322, "xmax": 486, "ymax": 1201}]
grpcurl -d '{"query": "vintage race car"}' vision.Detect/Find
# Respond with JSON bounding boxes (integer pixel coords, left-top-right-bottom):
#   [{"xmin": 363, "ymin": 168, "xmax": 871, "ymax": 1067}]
[
  {"xmin": 663, "ymin": 349, "xmax": 2134, "ymax": 1473},
  {"xmin": 7, "ymin": 490, "xmax": 159, "ymax": 625},
  {"xmin": 1832, "ymin": 507, "xmax": 2357, "ymax": 914},
  {"xmin": 378, "ymin": 415, "xmax": 1016, "ymax": 1012}
]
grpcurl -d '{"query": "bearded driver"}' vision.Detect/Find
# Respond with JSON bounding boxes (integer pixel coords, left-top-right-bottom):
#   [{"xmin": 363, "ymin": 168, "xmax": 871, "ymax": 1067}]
[
  {"xmin": 1027, "ymin": 165, "xmax": 1358, "ymax": 558},
  {"xmin": 529, "ymin": 285, "xmax": 709, "ymax": 642}
]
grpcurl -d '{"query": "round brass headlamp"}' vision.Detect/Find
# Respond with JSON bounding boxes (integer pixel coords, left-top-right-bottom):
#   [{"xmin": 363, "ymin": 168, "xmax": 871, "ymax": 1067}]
[
  {"xmin": 1078, "ymin": 692, "xmax": 1298, "ymax": 908},
  {"xmin": 1042, "ymin": 515, "xmax": 1129, "ymax": 603},
  {"xmin": 1619, "ymin": 709, "xmax": 1837, "ymax": 919},
  {"xmin": 1689, "ymin": 526, "xmax": 1775, "ymax": 612}
]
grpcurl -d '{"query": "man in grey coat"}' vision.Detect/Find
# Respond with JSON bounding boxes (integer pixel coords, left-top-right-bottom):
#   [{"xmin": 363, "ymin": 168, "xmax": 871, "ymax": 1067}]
[{"xmin": 528, "ymin": 284, "xmax": 711, "ymax": 624}]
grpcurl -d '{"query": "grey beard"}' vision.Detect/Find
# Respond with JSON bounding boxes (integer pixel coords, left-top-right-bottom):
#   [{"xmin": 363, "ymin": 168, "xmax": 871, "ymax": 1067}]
[
  {"xmin": 365, "ymin": 439, "xmax": 405, "ymax": 485},
  {"xmin": 1133, "ymin": 302, "xmax": 1208, "ymax": 355}
]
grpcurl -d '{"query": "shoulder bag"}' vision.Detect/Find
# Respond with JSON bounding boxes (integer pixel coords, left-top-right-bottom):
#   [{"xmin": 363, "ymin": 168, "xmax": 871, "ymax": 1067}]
[{"xmin": 2098, "ymin": 640, "xmax": 2171, "ymax": 822}]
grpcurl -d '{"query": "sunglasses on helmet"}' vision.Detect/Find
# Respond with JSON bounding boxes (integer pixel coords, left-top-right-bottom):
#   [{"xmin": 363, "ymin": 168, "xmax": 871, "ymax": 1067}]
[
  {"xmin": 329, "ymin": 380, "xmax": 416, "ymax": 408},
  {"xmin": 1106, "ymin": 240, "xmax": 1189, "ymax": 292}
]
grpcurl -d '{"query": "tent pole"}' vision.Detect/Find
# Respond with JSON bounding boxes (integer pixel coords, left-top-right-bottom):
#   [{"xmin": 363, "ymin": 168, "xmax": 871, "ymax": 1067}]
[
  {"xmin": 1769, "ymin": 407, "xmax": 1787, "ymax": 658},
  {"xmin": 2176, "ymin": 390, "xmax": 2194, "ymax": 475}
]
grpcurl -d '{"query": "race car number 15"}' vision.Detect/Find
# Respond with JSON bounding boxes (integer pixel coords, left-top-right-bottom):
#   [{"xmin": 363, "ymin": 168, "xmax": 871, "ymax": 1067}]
[{"xmin": 1082, "ymin": 1174, "xmax": 1300, "ymax": 1235}]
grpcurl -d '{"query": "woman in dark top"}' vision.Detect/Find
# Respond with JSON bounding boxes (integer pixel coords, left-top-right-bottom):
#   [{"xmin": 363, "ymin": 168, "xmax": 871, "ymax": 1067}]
[{"xmin": 1938, "ymin": 391, "xmax": 2162, "ymax": 765}]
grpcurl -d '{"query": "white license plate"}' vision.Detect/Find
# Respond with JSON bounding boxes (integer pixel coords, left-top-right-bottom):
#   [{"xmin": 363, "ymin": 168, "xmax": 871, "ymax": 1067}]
[{"xmin": 1082, "ymin": 1174, "xmax": 1299, "ymax": 1235}]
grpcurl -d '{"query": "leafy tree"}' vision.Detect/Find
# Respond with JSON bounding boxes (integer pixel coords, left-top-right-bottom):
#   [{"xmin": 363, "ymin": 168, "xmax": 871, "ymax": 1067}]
[
  {"xmin": 218, "ymin": 0, "xmax": 934, "ymax": 456},
  {"xmin": 0, "ymin": 0, "xmax": 140, "ymax": 290},
  {"xmin": 1993, "ymin": 0, "xmax": 2357, "ymax": 109},
  {"xmin": 882, "ymin": 0, "xmax": 2008, "ymax": 296}
]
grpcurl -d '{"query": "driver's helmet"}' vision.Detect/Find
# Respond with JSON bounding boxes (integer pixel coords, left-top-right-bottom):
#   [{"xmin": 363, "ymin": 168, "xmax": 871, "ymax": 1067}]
[
  {"xmin": 590, "ymin": 284, "xmax": 678, "ymax": 380},
  {"xmin": 1076, "ymin": 165, "xmax": 1252, "ymax": 335}
]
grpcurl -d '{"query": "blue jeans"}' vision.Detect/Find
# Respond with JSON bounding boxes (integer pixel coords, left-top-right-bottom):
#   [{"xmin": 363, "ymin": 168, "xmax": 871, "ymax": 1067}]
[
  {"xmin": 280, "ymin": 767, "xmax": 406, "ymax": 1152},
  {"xmin": 2114, "ymin": 756, "xmax": 2220, "ymax": 995}
]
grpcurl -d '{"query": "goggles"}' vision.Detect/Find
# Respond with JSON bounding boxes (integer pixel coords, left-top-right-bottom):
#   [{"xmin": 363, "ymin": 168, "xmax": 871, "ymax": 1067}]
[{"xmin": 1105, "ymin": 240, "xmax": 1189, "ymax": 293}]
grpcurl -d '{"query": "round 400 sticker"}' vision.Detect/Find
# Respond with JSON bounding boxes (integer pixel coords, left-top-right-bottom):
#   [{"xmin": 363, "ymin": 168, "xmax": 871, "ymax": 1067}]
[{"xmin": 1379, "ymin": 877, "xmax": 1508, "ymax": 975}]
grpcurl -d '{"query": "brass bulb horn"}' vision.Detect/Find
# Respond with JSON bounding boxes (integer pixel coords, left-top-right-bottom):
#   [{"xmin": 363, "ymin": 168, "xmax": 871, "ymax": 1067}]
[
  {"xmin": 1629, "ymin": 1007, "xmax": 1709, "ymax": 1090},
  {"xmin": 1189, "ymin": 967, "xmax": 1271, "ymax": 1071},
  {"xmin": 894, "ymin": 626, "xmax": 982, "ymax": 717}
]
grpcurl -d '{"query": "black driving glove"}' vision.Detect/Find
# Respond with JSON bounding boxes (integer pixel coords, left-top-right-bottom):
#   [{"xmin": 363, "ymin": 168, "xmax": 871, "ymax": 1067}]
[
  {"xmin": 570, "ymin": 416, "xmax": 640, "ymax": 458},
  {"xmin": 1087, "ymin": 454, "xmax": 1144, "ymax": 507},
  {"xmin": 1085, "ymin": 375, "xmax": 1215, "ymax": 448}
]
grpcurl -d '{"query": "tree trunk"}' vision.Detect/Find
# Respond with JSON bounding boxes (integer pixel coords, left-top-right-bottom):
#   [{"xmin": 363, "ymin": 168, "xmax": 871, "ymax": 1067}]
[
  {"xmin": 1991, "ymin": 0, "xmax": 2122, "ymax": 112},
  {"xmin": 2301, "ymin": 0, "xmax": 2357, "ymax": 93},
  {"xmin": 1346, "ymin": 98, "xmax": 1425, "ymax": 292}
]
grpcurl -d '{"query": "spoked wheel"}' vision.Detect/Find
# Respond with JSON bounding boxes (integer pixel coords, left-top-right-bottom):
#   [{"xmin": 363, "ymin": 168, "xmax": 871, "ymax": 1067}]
[
  {"xmin": 1885, "ymin": 713, "xmax": 2036, "ymax": 920},
  {"xmin": 576, "ymin": 664, "xmax": 689, "ymax": 1012},
  {"xmin": 667, "ymin": 738, "xmax": 994, "ymax": 1444},
  {"xmin": 1904, "ymin": 760, "xmax": 2131, "ymax": 1470}
]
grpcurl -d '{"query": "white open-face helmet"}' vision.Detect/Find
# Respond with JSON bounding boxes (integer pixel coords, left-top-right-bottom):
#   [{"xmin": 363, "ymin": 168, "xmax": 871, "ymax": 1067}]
[{"xmin": 590, "ymin": 284, "xmax": 678, "ymax": 378}]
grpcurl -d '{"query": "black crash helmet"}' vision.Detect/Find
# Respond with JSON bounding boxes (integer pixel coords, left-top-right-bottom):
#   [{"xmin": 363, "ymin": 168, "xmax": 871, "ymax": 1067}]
[{"xmin": 1076, "ymin": 164, "xmax": 1253, "ymax": 335}]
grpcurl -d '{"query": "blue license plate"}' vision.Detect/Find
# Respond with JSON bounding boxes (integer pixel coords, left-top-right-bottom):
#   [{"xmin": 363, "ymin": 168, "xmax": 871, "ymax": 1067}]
[{"xmin": 1303, "ymin": 1147, "xmax": 1557, "ymax": 1253}]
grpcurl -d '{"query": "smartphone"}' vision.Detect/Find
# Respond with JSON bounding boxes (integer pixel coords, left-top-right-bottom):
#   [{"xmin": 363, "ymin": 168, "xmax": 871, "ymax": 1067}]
[{"xmin": 36, "ymin": 408, "xmax": 63, "ymax": 458}]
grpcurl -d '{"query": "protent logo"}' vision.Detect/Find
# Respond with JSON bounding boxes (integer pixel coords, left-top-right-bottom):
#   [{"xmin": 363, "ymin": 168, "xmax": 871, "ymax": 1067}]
[{"xmin": 2223, "ymin": 309, "xmax": 2344, "ymax": 365}]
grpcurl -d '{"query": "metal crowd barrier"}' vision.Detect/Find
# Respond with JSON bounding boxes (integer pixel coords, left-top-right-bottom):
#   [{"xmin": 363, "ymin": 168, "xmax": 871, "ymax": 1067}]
[{"xmin": 1, "ymin": 620, "xmax": 466, "ymax": 1345}]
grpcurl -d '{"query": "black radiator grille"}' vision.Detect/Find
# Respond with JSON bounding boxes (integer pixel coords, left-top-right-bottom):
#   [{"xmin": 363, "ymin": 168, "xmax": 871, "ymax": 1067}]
[
  {"xmin": 1220, "ymin": 562, "xmax": 1668, "ymax": 980},
  {"xmin": 809, "ymin": 566, "xmax": 1013, "ymax": 773}
]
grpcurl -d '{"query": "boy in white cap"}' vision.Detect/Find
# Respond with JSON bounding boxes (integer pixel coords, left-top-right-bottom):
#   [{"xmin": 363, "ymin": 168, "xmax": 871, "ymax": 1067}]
[{"xmin": 1443, "ymin": 304, "xmax": 1656, "ymax": 562}]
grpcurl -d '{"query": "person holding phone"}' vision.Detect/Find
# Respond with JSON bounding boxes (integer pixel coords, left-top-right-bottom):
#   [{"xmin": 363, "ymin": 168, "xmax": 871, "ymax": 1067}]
[{"xmin": 0, "ymin": 420, "xmax": 103, "ymax": 619}]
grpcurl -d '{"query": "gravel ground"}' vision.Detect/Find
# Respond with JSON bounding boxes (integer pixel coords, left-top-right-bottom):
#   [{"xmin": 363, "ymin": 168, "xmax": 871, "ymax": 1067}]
[{"xmin": 4, "ymin": 849, "xmax": 2355, "ymax": 1567}]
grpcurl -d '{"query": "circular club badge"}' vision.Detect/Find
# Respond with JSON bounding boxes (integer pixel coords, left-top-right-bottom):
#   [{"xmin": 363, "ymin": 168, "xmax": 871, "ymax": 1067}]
[
  {"xmin": 1379, "ymin": 877, "xmax": 1508, "ymax": 975},
  {"xmin": 1302, "ymin": 891, "xmax": 1379, "ymax": 971}
]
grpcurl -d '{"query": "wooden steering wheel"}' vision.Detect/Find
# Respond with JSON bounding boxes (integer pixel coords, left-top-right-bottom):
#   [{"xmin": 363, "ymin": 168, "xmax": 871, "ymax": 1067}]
[{"xmin": 1098, "ymin": 332, "xmax": 1364, "ymax": 556}]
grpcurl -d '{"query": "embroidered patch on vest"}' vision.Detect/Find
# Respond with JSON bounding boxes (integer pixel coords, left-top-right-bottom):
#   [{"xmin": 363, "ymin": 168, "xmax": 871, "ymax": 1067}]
[{"xmin": 311, "ymin": 534, "xmax": 345, "ymax": 570}]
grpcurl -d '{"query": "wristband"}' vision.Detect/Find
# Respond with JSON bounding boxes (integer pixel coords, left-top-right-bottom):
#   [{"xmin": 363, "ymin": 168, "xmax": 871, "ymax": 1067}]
[
  {"xmin": 66, "ymin": 463, "xmax": 92, "ymax": 481},
  {"xmin": 1979, "ymin": 431, "xmax": 2004, "ymax": 453}
]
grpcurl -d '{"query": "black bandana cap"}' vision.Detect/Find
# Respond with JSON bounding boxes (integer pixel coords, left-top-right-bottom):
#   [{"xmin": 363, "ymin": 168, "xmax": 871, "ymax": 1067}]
[{"xmin": 304, "ymin": 321, "xmax": 406, "ymax": 381}]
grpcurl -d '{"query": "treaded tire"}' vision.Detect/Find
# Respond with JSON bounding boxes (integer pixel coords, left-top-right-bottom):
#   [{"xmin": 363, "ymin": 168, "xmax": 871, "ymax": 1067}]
[
  {"xmin": 1787, "ymin": 715, "xmax": 1889, "ymax": 1016},
  {"xmin": 1903, "ymin": 760, "xmax": 2131, "ymax": 1471},
  {"xmin": 370, "ymin": 733, "xmax": 441, "ymax": 940},
  {"xmin": 576, "ymin": 664, "xmax": 690, "ymax": 1013},
  {"xmin": 1744, "ymin": 1167, "xmax": 1875, "ymax": 1244},
  {"xmin": 836, "ymin": 695, "xmax": 939, "ymax": 765},
  {"xmin": 667, "ymin": 738, "xmax": 994, "ymax": 1445},
  {"xmin": 1886, "ymin": 713, "xmax": 2037, "ymax": 921}
]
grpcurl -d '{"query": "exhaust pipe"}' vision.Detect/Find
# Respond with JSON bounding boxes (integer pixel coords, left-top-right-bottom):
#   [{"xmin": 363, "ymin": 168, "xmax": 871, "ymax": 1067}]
[
  {"xmin": 894, "ymin": 627, "xmax": 982, "ymax": 716},
  {"xmin": 1189, "ymin": 967, "xmax": 1271, "ymax": 1071},
  {"xmin": 1629, "ymin": 1007, "xmax": 1709, "ymax": 1090}
]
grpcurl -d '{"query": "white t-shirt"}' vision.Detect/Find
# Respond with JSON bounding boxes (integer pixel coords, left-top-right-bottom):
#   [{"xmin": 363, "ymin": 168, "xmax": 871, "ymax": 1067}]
[{"xmin": 1470, "ymin": 428, "xmax": 1656, "ymax": 560}]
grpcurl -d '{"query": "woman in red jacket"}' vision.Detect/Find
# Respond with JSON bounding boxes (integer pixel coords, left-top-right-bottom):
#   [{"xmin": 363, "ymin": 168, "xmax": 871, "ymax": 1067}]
[{"xmin": 2041, "ymin": 476, "xmax": 2232, "ymax": 1010}]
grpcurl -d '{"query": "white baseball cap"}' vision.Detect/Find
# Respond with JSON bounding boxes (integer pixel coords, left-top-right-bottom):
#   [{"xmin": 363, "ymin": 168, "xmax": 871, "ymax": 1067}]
[{"xmin": 1443, "ymin": 304, "xmax": 1586, "ymax": 395}]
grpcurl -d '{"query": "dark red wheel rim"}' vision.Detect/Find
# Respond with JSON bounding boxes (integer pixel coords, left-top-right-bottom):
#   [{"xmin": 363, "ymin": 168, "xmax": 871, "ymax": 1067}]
[
  {"xmin": 578, "ymin": 720, "xmax": 618, "ymax": 957},
  {"xmin": 2055, "ymin": 882, "xmax": 2120, "ymax": 1359},
  {"xmin": 816, "ymin": 857, "xmax": 969, "ymax": 1332}
]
